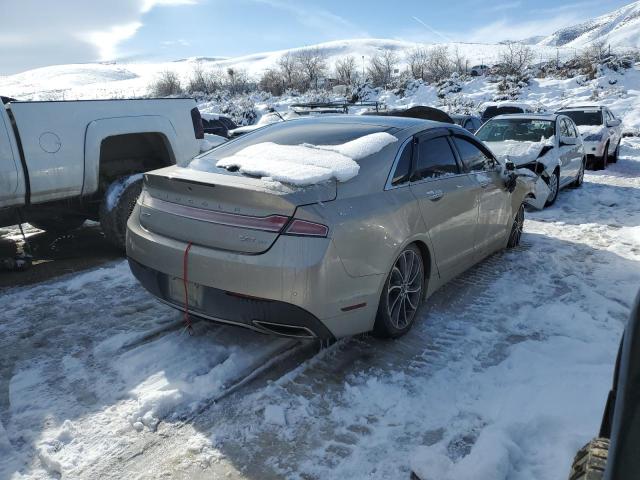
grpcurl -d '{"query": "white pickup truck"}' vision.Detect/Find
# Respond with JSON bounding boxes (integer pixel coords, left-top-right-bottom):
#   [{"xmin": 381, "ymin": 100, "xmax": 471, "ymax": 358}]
[{"xmin": 0, "ymin": 97, "xmax": 203, "ymax": 249}]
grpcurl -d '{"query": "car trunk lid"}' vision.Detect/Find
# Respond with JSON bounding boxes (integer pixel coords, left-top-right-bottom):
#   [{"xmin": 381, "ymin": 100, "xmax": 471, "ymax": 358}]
[{"xmin": 139, "ymin": 166, "xmax": 335, "ymax": 253}]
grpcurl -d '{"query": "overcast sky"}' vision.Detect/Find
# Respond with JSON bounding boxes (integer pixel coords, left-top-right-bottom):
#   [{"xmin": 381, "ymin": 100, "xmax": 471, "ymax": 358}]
[{"xmin": 0, "ymin": 0, "xmax": 633, "ymax": 75}]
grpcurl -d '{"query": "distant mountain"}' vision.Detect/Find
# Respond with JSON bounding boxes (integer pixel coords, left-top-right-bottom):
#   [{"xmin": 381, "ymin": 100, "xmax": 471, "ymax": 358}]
[{"xmin": 538, "ymin": 1, "xmax": 640, "ymax": 48}]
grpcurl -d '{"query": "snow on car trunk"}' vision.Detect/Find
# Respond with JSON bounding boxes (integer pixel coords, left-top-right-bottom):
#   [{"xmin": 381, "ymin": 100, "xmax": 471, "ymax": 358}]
[{"xmin": 189, "ymin": 131, "xmax": 398, "ymax": 186}]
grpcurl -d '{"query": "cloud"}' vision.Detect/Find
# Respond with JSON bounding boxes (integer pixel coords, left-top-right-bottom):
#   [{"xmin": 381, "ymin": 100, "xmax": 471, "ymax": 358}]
[
  {"xmin": 250, "ymin": 0, "xmax": 369, "ymax": 39},
  {"xmin": 463, "ymin": 14, "xmax": 585, "ymax": 44},
  {"xmin": 0, "ymin": 0, "xmax": 199, "ymax": 74}
]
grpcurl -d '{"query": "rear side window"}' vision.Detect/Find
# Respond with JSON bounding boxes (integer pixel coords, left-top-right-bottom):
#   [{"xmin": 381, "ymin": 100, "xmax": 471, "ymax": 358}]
[
  {"xmin": 453, "ymin": 136, "xmax": 495, "ymax": 171},
  {"xmin": 391, "ymin": 141, "xmax": 412, "ymax": 186},
  {"xmin": 413, "ymin": 136, "xmax": 459, "ymax": 181}
]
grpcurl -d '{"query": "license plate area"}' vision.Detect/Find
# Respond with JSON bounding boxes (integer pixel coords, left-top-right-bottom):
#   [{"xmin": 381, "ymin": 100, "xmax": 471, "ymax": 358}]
[{"xmin": 168, "ymin": 276, "xmax": 204, "ymax": 310}]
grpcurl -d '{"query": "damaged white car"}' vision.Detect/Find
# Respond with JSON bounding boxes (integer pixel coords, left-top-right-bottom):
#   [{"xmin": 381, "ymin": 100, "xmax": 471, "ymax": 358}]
[
  {"xmin": 476, "ymin": 114, "xmax": 586, "ymax": 208},
  {"xmin": 556, "ymin": 105, "xmax": 622, "ymax": 170}
]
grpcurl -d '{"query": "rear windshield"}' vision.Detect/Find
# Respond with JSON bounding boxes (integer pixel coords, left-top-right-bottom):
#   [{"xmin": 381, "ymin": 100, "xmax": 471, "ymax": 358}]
[
  {"xmin": 199, "ymin": 121, "xmax": 392, "ymax": 160},
  {"xmin": 558, "ymin": 110, "xmax": 602, "ymax": 126},
  {"xmin": 476, "ymin": 118, "xmax": 555, "ymax": 142},
  {"xmin": 483, "ymin": 106, "xmax": 524, "ymax": 119}
]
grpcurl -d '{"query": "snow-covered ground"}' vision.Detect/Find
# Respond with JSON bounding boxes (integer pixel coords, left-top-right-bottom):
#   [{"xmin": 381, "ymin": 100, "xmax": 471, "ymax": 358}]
[{"xmin": 2, "ymin": 137, "xmax": 640, "ymax": 479}]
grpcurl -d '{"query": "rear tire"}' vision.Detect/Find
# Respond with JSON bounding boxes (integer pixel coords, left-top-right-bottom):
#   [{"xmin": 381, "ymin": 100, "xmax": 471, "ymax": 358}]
[
  {"xmin": 507, "ymin": 204, "xmax": 524, "ymax": 248},
  {"xmin": 29, "ymin": 216, "xmax": 86, "ymax": 234},
  {"xmin": 544, "ymin": 169, "xmax": 560, "ymax": 207},
  {"xmin": 373, "ymin": 244, "xmax": 425, "ymax": 338},
  {"xmin": 608, "ymin": 142, "xmax": 619, "ymax": 163},
  {"xmin": 99, "ymin": 175, "xmax": 143, "ymax": 251}
]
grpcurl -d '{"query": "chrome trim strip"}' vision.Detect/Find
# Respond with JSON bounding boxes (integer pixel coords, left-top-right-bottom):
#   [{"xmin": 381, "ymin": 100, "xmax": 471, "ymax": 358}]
[
  {"xmin": 142, "ymin": 194, "xmax": 289, "ymax": 232},
  {"xmin": 252, "ymin": 320, "xmax": 316, "ymax": 339}
]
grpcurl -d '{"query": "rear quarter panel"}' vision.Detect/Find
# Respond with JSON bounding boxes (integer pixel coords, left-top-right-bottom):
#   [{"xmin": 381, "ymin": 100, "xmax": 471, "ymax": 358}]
[{"xmin": 9, "ymin": 99, "xmax": 199, "ymax": 203}]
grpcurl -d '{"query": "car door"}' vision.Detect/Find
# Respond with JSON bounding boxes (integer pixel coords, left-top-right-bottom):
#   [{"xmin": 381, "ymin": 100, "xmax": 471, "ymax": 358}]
[
  {"xmin": 605, "ymin": 109, "xmax": 622, "ymax": 148},
  {"xmin": 558, "ymin": 118, "xmax": 578, "ymax": 185},
  {"xmin": 451, "ymin": 135, "xmax": 511, "ymax": 258},
  {"xmin": 565, "ymin": 118, "xmax": 584, "ymax": 174},
  {"xmin": 409, "ymin": 132, "xmax": 479, "ymax": 282}
]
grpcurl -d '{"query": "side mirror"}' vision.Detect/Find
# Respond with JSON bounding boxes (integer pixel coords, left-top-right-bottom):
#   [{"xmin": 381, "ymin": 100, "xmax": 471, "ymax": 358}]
[
  {"xmin": 560, "ymin": 136, "xmax": 576, "ymax": 146},
  {"xmin": 608, "ymin": 119, "xmax": 621, "ymax": 127},
  {"xmin": 505, "ymin": 160, "xmax": 516, "ymax": 172}
]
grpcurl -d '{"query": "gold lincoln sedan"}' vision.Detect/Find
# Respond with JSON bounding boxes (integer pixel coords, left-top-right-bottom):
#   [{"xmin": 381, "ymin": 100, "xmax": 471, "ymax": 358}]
[{"xmin": 126, "ymin": 116, "xmax": 533, "ymax": 341}]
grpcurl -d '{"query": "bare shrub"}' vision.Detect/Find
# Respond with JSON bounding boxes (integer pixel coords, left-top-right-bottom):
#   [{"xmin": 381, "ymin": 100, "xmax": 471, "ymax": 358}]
[
  {"xmin": 498, "ymin": 42, "xmax": 534, "ymax": 76},
  {"xmin": 277, "ymin": 52, "xmax": 303, "ymax": 91},
  {"xmin": 334, "ymin": 56, "xmax": 358, "ymax": 86},
  {"xmin": 186, "ymin": 62, "xmax": 219, "ymax": 94},
  {"xmin": 259, "ymin": 68, "xmax": 286, "ymax": 96},
  {"xmin": 406, "ymin": 47, "xmax": 430, "ymax": 81},
  {"xmin": 295, "ymin": 47, "xmax": 328, "ymax": 90},
  {"xmin": 426, "ymin": 46, "xmax": 453, "ymax": 82},
  {"xmin": 367, "ymin": 50, "xmax": 398, "ymax": 87},
  {"xmin": 149, "ymin": 70, "xmax": 183, "ymax": 97}
]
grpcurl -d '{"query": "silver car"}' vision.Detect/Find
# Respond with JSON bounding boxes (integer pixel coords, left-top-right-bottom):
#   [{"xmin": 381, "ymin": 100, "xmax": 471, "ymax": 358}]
[
  {"xmin": 556, "ymin": 106, "xmax": 623, "ymax": 170},
  {"xmin": 127, "ymin": 116, "xmax": 532, "ymax": 341}
]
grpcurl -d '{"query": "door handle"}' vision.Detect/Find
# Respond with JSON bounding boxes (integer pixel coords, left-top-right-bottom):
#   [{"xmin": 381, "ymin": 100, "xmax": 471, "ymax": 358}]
[
  {"xmin": 425, "ymin": 189, "xmax": 444, "ymax": 201},
  {"xmin": 479, "ymin": 181, "xmax": 490, "ymax": 188}
]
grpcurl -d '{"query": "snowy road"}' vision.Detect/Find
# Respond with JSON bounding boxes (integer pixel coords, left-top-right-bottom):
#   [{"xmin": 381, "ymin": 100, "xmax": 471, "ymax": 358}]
[{"xmin": 2, "ymin": 139, "xmax": 640, "ymax": 480}]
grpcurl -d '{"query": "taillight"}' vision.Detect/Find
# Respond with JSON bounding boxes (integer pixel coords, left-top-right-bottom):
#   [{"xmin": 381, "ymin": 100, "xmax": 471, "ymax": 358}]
[
  {"xmin": 284, "ymin": 219, "xmax": 328, "ymax": 237},
  {"xmin": 190, "ymin": 107, "xmax": 204, "ymax": 139}
]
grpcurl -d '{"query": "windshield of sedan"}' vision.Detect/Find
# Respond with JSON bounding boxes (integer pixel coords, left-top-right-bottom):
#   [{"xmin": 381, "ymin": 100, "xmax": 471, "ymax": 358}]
[
  {"xmin": 558, "ymin": 110, "xmax": 603, "ymax": 126},
  {"xmin": 476, "ymin": 119, "xmax": 555, "ymax": 143}
]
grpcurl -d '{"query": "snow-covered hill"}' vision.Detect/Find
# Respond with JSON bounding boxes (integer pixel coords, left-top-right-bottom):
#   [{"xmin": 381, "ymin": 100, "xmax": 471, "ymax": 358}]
[
  {"xmin": 0, "ymin": 39, "xmax": 576, "ymax": 101},
  {"xmin": 538, "ymin": 1, "xmax": 640, "ymax": 49}
]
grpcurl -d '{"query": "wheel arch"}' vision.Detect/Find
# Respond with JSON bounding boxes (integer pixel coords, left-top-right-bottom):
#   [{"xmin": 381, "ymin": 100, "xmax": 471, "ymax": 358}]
[{"xmin": 83, "ymin": 115, "xmax": 180, "ymax": 196}]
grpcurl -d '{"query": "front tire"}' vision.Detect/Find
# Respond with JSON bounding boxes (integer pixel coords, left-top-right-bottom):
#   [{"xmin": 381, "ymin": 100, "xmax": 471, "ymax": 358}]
[
  {"xmin": 596, "ymin": 143, "xmax": 609, "ymax": 170},
  {"xmin": 507, "ymin": 204, "xmax": 524, "ymax": 248},
  {"xmin": 99, "ymin": 175, "xmax": 143, "ymax": 251},
  {"xmin": 571, "ymin": 158, "xmax": 585, "ymax": 188},
  {"xmin": 608, "ymin": 142, "xmax": 619, "ymax": 163},
  {"xmin": 373, "ymin": 244, "xmax": 425, "ymax": 338},
  {"xmin": 544, "ymin": 169, "xmax": 560, "ymax": 207}
]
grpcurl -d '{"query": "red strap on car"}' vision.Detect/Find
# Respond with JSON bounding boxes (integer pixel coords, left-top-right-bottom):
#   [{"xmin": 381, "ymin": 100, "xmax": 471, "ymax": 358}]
[{"xmin": 182, "ymin": 241, "xmax": 194, "ymax": 335}]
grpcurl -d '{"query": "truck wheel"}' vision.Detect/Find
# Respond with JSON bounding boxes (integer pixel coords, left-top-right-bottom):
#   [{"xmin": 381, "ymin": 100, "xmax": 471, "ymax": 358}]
[
  {"xmin": 30, "ymin": 216, "xmax": 86, "ymax": 234},
  {"xmin": 99, "ymin": 175, "xmax": 143, "ymax": 251},
  {"xmin": 568, "ymin": 438, "xmax": 608, "ymax": 480}
]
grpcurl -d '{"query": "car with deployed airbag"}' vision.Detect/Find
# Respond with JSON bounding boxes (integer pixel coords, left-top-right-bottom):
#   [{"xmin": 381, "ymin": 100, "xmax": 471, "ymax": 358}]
[{"xmin": 126, "ymin": 116, "xmax": 535, "ymax": 341}]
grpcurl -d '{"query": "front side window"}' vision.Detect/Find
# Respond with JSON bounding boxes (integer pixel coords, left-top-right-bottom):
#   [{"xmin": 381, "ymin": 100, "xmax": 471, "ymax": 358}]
[
  {"xmin": 453, "ymin": 136, "xmax": 495, "ymax": 171},
  {"xmin": 559, "ymin": 119, "xmax": 571, "ymax": 137},
  {"xmin": 412, "ymin": 136, "xmax": 459, "ymax": 181}
]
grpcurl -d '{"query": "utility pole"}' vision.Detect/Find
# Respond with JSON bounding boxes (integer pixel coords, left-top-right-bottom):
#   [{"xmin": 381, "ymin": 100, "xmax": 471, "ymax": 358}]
[{"xmin": 362, "ymin": 55, "xmax": 365, "ymax": 81}]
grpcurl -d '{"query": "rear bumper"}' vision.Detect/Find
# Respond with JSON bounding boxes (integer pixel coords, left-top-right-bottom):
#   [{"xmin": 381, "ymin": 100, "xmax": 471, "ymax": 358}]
[
  {"xmin": 128, "ymin": 258, "xmax": 335, "ymax": 340},
  {"xmin": 126, "ymin": 206, "xmax": 384, "ymax": 339}
]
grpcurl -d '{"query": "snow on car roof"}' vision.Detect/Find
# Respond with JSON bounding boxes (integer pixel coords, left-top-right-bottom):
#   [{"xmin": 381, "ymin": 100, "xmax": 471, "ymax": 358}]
[{"xmin": 189, "ymin": 131, "xmax": 398, "ymax": 186}]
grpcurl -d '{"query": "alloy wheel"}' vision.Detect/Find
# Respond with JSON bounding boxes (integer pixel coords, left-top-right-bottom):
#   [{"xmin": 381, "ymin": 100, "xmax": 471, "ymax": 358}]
[
  {"xmin": 386, "ymin": 249, "xmax": 424, "ymax": 330},
  {"xmin": 546, "ymin": 171, "xmax": 559, "ymax": 206},
  {"xmin": 508, "ymin": 204, "xmax": 525, "ymax": 248}
]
